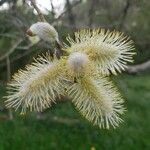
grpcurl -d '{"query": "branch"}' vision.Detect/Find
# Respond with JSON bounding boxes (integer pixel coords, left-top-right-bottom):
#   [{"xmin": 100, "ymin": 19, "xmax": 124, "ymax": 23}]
[
  {"xmin": 118, "ymin": 0, "xmax": 131, "ymax": 29},
  {"xmin": 50, "ymin": 0, "xmax": 55, "ymax": 17},
  {"xmin": 16, "ymin": 42, "xmax": 36, "ymax": 50},
  {"xmin": 88, "ymin": 0, "xmax": 97, "ymax": 27},
  {"xmin": 36, "ymin": 114, "xmax": 79, "ymax": 125},
  {"xmin": 0, "ymin": 39, "xmax": 23, "ymax": 61},
  {"xmin": 126, "ymin": 60, "xmax": 150, "ymax": 74},
  {"xmin": 0, "ymin": 34, "xmax": 16, "ymax": 38},
  {"xmin": 29, "ymin": 0, "xmax": 46, "ymax": 22},
  {"xmin": 52, "ymin": 0, "xmax": 82, "ymax": 26},
  {"xmin": 0, "ymin": 41, "xmax": 51, "ymax": 68}
]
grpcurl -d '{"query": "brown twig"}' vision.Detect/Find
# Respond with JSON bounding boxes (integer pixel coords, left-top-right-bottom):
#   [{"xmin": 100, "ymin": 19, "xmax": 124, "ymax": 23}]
[
  {"xmin": 50, "ymin": 0, "xmax": 55, "ymax": 18},
  {"xmin": 126, "ymin": 60, "xmax": 150, "ymax": 74},
  {"xmin": 118, "ymin": 0, "xmax": 131, "ymax": 29},
  {"xmin": 52, "ymin": 0, "xmax": 82, "ymax": 26},
  {"xmin": 29, "ymin": 0, "xmax": 46, "ymax": 22},
  {"xmin": 0, "ymin": 41, "xmax": 51, "ymax": 68}
]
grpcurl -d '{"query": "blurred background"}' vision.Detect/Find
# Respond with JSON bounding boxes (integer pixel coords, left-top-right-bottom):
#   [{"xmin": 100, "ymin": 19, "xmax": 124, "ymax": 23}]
[{"xmin": 0, "ymin": 0, "xmax": 150, "ymax": 149}]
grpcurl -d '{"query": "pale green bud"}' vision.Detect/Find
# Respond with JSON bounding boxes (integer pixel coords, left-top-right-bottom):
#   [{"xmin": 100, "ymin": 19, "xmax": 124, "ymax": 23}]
[{"xmin": 27, "ymin": 22, "xmax": 59, "ymax": 43}]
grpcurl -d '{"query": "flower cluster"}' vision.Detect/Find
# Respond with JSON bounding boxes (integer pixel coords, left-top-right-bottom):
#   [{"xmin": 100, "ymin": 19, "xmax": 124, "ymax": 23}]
[{"xmin": 5, "ymin": 22, "xmax": 135, "ymax": 129}]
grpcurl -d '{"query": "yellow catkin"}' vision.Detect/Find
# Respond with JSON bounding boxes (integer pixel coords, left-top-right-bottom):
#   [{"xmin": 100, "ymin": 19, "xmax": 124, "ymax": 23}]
[
  {"xmin": 64, "ymin": 29, "xmax": 135, "ymax": 75},
  {"xmin": 5, "ymin": 56, "xmax": 67, "ymax": 114},
  {"xmin": 66, "ymin": 76, "xmax": 125, "ymax": 129}
]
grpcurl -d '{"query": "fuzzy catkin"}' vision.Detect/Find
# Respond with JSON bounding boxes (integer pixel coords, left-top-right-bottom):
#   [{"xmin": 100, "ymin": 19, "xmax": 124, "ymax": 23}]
[
  {"xmin": 65, "ymin": 29, "xmax": 135, "ymax": 75},
  {"xmin": 5, "ymin": 28, "xmax": 136, "ymax": 129},
  {"xmin": 29, "ymin": 22, "xmax": 59, "ymax": 43}
]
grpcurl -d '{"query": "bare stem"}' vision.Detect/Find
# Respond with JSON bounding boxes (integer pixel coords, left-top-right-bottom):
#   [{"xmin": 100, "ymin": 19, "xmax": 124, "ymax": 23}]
[{"xmin": 30, "ymin": 0, "xmax": 46, "ymax": 22}]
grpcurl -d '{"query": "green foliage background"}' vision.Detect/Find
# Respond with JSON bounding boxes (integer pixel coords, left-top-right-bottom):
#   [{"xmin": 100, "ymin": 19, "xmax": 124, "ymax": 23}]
[{"xmin": 0, "ymin": 75, "xmax": 150, "ymax": 150}]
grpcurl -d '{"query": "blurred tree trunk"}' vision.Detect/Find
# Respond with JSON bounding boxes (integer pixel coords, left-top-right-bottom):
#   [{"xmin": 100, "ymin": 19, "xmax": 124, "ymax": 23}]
[
  {"xmin": 65, "ymin": 0, "xmax": 76, "ymax": 29},
  {"xmin": 88, "ymin": 0, "xmax": 98, "ymax": 27},
  {"xmin": 0, "ymin": 39, "xmax": 22, "ymax": 119},
  {"xmin": 118, "ymin": 0, "xmax": 131, "ymax": 29},
  {"xmin": 6, "ymin": 56, "xmax": 13, "ymax": 120}
]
